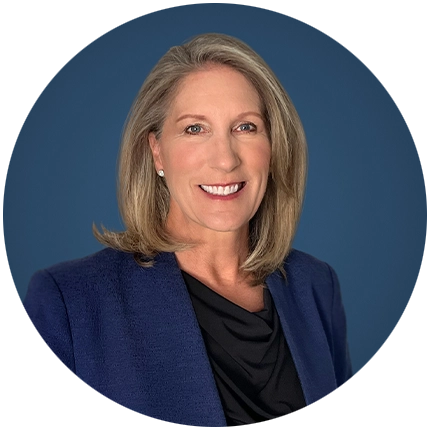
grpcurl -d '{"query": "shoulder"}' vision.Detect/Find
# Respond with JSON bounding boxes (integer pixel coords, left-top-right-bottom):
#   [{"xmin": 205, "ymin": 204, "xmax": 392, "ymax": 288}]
[
  {"xmin": 27, "ymin": 247, "xmax": 140, "ymax": 304},
  {"xmin": 25, "ymin": 247, "xmax": 173, "ymax": 311},
  {"xmin": 42, "ymin": 247, "xmax": 130, "ymax": 279},
  {"xmin": 281, "ymin": 248, "xmax": 340, "ymax": 315},
  {"xmin": 284, "ymin": 248, "xmax": 336, "ymax": 286},
  {"xmin": 34, "ymin": 247, "xmax": 147, "ymax": 287}
]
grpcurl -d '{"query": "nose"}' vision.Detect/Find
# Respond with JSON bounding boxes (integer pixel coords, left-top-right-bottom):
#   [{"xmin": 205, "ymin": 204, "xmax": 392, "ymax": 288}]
[{"xmin": 208, "ymin": 132, "xmax": 241, "ymax": 172}]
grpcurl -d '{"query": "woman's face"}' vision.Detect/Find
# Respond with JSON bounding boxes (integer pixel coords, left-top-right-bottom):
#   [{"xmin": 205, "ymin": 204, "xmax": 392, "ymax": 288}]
[{"xmin": 149, "ymin": 65, "xmax": 271, "ymax": 237}]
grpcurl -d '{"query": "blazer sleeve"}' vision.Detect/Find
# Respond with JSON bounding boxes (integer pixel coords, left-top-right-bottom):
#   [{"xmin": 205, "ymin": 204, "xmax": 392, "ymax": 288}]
[
  {"xmin": 24, "ymin": 269, "xmax": 76, "ymax": 372},
  {"xmin": 327, "ymin": 264, "xmax": 353, "ymax": 385}
]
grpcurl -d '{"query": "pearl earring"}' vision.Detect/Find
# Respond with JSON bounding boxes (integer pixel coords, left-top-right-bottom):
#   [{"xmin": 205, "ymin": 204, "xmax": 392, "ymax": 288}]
[{"xmin": 157, "ymin": 170, "xmax": 165, "ymax": 177}]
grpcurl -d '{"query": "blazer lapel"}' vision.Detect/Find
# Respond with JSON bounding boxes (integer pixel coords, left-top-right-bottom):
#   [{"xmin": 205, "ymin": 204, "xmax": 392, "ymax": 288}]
[
  {"xmin": 266, "ymin": 268, "xmax": 338, "ymax": 405},
  {"xmin": 136, "ymin": 252, "xmax": 226, "ymax": 426}
]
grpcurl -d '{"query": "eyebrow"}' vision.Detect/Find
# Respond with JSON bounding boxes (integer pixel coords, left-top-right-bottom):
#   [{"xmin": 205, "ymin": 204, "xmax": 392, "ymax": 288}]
[{"xmin": 175, "ymin": 111, "xmax": 264, "ymax": 123}]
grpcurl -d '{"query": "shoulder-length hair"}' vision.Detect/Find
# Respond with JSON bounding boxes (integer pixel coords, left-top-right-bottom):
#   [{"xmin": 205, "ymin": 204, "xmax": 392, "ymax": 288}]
[{"xmin": 94, "ymin": 33, "xmax": 307, "ymax": 285}]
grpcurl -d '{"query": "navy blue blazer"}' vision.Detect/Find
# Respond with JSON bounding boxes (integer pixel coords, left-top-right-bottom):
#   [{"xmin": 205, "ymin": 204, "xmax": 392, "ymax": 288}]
[{"xmin": 24, "ymin": 248, "xmax": 352, "ymax": 426}]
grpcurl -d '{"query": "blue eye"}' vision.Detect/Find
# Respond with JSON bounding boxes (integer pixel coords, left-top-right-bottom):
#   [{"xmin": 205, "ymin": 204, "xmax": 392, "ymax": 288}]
[
  {"xmin": 237, "ymin": 123, "xmax": 256, "ymax": 132},
  {"xmin": 186, "ymin": 125, "xmax": 203, "ymax": 134}
]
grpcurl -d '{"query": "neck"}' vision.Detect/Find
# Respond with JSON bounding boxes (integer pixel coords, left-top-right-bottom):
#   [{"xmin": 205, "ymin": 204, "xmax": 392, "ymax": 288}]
[{"xmin": 166, "ymin": 217, "xmax": 250, "ymax": 286}]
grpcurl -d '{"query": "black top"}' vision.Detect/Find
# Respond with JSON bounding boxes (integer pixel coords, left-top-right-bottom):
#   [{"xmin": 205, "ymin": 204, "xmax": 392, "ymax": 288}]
[{"xmin": 181, "ymin": 271, "xmax": 306, "ymax": 426}]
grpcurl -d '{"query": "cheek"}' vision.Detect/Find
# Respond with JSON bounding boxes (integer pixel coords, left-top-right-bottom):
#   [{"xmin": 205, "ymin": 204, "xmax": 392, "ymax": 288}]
[
  {"xmin": 161, "ymin": 142, "xmax": 203, "ymax": 172},
  {"xmin": 161, "ymin": 145, "xmax": 204, "ymax": 199},
  {"xmin": 252, "ymin": 142, "xmax": 271, "ymax": 172}
]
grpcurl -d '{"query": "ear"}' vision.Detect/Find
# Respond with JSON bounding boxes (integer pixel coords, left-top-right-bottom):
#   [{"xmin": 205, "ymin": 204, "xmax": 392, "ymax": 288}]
[{"xmin": 148, "ymin": 132, "xmax": 163, "ymax": 172}]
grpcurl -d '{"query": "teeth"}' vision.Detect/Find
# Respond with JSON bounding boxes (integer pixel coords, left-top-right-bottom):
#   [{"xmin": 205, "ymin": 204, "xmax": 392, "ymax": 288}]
[{"xmin": 201, "ymin": 183, "xmax": 241, "ymax": 196}]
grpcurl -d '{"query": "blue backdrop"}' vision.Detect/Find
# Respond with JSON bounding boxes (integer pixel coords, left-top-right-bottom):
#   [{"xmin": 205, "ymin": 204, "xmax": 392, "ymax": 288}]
[{"xmin": 3, "ymin": 4, "xmax": 426, "ymax": 375}]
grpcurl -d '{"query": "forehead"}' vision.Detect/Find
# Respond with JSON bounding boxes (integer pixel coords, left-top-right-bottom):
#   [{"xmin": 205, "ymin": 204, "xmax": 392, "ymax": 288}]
[{"xmin": 170, "ymin": 65, "xmax": 262, "ymax": 114}]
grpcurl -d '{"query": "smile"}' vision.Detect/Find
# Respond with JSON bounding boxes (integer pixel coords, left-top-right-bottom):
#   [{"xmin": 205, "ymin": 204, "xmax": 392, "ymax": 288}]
[{"xmin": 199, "ymin": 182, "xmax": 245, "ymax": 196}]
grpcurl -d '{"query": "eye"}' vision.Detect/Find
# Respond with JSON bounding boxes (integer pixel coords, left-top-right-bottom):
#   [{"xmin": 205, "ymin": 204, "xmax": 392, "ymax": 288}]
[
  {"xmin": 235, "ymin": 122, "xmax": 257, "ymax": 133},
  {"xmin": 185, "ymin": 124, "xmax": 203, "ymax": 135}
]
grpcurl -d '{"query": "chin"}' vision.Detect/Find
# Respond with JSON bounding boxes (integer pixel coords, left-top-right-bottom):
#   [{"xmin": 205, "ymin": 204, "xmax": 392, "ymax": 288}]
[{"xmin": 201, "ymin": 217, "xmax": 249, "ymax": 233}]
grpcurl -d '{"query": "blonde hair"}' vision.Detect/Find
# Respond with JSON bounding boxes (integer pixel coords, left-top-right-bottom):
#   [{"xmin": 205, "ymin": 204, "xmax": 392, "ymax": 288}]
[{"xmin": 94, "ymin": 33, "xmax": 307, "ymax": 284}]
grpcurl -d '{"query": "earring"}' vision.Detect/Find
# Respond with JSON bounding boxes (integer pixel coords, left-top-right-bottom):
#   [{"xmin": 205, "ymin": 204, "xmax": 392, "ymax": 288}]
[{"xmin": 157, "ymin": 169, "xmax": 165, "ymax": 177}]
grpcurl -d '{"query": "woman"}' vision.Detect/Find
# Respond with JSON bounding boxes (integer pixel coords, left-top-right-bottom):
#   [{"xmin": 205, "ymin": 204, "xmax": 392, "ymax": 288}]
[{"xmin": 24, "ymin": 33, "xmax": 352, "ymax": 426}]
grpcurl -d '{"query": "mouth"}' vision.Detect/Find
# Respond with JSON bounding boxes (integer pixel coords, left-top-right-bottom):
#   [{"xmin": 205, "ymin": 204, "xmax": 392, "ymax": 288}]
[{"xmin": 199, "ymin": 181, "xmax": 246, "ymax": 196}]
